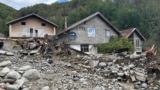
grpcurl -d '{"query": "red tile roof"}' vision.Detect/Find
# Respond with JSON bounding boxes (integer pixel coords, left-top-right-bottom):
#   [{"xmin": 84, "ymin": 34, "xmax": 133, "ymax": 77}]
[{"xmin": 120, "ymin": 28, "xmax": 135, "ymax": 37}]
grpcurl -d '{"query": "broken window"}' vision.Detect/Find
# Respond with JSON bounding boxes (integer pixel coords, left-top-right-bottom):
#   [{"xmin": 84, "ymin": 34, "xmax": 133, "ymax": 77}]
[
  {"xmin": 81, "ymin": 44, "xmax": 89, "ymax": 52},
  {"xmin": 87, "ymin": 28, "xmax": 95, "ymax": 37}
]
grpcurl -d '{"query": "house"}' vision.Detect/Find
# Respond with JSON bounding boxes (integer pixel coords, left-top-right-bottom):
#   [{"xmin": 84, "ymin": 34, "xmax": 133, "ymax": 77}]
[
  {"xmin": 7, "ymin": 13, "xmax": 57, "ymax": 38},
  {"xmin": 120, "ymin": 28, "xmax": 146, "ymax": 53},
  {"xmin": 56, "ymin": 12, "xmax": 121, "ymax": 54}
]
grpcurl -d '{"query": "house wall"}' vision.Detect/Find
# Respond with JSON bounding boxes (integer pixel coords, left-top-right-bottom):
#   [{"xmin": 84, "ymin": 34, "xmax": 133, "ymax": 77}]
[
  {"xmin": 57, "ymin": 16, "xmax": 119, "ymax": 54},
  {"xmin": 133, "ymin": 32, "xmax": 143, "ymax": 53},
  {"xmin": 9, "ymin": 17, "xmax": 56, "ymax": 38},
  {"xmin": 70, "ymin": 44, "xmax": 97, "ymax": 54},
  {"xmin": 67, "ymin": 16, "xmax": 118, "ymax": 44}
]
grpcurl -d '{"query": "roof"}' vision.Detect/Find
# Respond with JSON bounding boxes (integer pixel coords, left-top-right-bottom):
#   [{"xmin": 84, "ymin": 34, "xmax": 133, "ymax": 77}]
[
  {"xmin": 7, "ymin": 13, "xmax": 58, "ymax": 27},
  {"xmin": 120, "ymin": 28, "xmax": 146, "ymax": 41},
  {"xmin": 57, "ymin": 12, "xmax": 121, "ymax": 36}
]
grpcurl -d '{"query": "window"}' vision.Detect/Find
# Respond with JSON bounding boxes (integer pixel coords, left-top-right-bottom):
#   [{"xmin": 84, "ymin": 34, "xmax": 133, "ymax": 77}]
[
  {"xmin": 87, "ymin": 28, "xmax": 95, "ymax": 37},
  {"xmin": 81, "ymin": 44, "xmax": 89, "ymax": 52},
  {"xmin": 21, "ymin": 22, "xmax": 26, "ymax": 25},
  {"xmin": 41, "ymin": 23, "xmax": 46, "ymax": 26},
  {"xmin": 105, "ymin": 30, "xmax": 110, "ymax": 37},
  {"xmin": 35, "ymin": 30, "xmax": 38, "ymax": 37},
  {"xmin": 136, "ymin": 39, "xmax": 140, "ymax": 47},
  {"xmin": 30, "ymin": 28, "xmax": 33, "ymax": 37}
]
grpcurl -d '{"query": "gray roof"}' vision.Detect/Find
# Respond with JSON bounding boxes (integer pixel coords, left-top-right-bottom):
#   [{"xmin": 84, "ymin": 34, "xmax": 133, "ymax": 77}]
[
  {"xmin": 57, "ymin": 12, "xmax": 121, "ymax": 36},
  {"xmin": 7, "ymin": 13, "xmax": 58, "ymax": 27}
]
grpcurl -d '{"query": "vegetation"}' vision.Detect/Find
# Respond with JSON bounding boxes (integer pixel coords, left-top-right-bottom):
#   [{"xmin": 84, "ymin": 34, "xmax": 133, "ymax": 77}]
[
  {"xmin": 97, "ymin": 36, "xmax": 134, "ymax": 53},
  {"xmin": 0, "ymin": 0, "xmax": 160, "ymax": 47}
]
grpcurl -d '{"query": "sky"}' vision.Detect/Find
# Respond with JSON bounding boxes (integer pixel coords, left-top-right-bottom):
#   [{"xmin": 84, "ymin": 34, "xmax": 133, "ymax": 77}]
[{"xmin": 0, "ymin": 0, "xmax": 58, "ymax": 10}]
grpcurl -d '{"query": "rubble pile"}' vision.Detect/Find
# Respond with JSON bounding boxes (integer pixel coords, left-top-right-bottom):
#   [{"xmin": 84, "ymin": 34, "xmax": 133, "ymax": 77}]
[{"xmin": 0, "ymin": 39, "xmax": 159, "ymax": 90}]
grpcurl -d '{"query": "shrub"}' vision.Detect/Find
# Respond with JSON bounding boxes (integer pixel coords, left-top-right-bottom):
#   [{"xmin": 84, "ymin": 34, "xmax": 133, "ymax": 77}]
[{"xmin": 96, "ymin": 37, "xmax": 134, "ymax": 53}]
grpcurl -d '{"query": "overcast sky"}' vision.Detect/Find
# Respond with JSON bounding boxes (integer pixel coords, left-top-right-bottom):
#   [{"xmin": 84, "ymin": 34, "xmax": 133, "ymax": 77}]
[{"xmin": 0, "ymin": 0, "xmax": 57, "ymax": 10}]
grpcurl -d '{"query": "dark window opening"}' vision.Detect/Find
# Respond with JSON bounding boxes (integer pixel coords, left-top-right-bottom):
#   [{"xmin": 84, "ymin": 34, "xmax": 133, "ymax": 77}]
[
  {"xmin": 21, "ymin": 22, "xmax": 26, "ymax": 25},
  {"xmin": 35, "ymin": 30, "xmax": 38, "ymax": 37},
  {"xmin": 30, "ymin": 28, "xmax": 33, "ymax": 37},
  {"xmin": 41, "ymin": 23, "xmax": 46, "ymax": 26},
  {"xmin": 81, "ymin": 44, "xmax": 89, "ymax": 52}
]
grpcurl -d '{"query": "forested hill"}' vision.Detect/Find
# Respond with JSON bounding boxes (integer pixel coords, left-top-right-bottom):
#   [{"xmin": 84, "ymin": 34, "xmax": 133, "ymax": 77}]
[{"xmin": 1, "ymin": 0, "xmax": 160, "ymax": 45}]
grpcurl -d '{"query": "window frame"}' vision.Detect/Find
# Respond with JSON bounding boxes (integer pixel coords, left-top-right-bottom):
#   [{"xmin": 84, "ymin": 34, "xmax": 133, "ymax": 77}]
[
  {"xmin": 105, "ymin": 29, "xmax": 110, "ymax": 37},
  {"xmin": 81, "ymin": 44, "xmax": 89, "ymax": 52},
  {"xmin": 87, "ymin": 27, "xmax": 95, "ymax": 37}
]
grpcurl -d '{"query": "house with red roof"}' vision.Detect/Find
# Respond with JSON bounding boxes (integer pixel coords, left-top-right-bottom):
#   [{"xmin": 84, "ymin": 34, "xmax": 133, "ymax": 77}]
[{"xmin": 120, "ymin": 28, "xmax": 146, "ymax": 53}]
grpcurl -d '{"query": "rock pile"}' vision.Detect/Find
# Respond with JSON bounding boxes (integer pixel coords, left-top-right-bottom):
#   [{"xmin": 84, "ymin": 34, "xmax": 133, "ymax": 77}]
[{"xmin": 0, "ymin": 60, "xmax": 40, "ymax": 90}]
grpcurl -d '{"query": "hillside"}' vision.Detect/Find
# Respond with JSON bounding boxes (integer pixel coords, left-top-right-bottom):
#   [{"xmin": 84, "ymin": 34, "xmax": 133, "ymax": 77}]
[{"xmin": 0, "ymin": 0, "xmax": 160, "ymax": 46}]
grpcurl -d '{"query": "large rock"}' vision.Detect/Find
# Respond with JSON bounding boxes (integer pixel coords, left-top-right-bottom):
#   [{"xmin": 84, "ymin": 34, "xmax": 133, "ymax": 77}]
[
  {"xmin": 19, "ymin": 65, "xmax": 32, "ymax": 71},
  {"xmin": 93, "ymin": 85, "xmax": 105, "ymax": 90},
  {"xmin": 41, "ymin": 86, "xmax": 50, "ymax": 90},
  {"xmin": 23, "ymin": 69, "xmax": 40, "ymax": 80},
  {"xmin": 99, "ymin": 62, "xmax": 106, "ymax": 67},
  {"xmin": 0, "ymin": 61, "xmax": 12, "ymax": 67},
  {"xmin": 89, "ymin": 60, "xmax": 99, "ymax": 68},
  {"xmin": 0, "ymin": 50, "xmax": 6, "ymax": 55},
  {"xmin": 1, "ymin": 67, "xmax": 10, "ymax": 74},
  {"xmin": 6, "ymin": 52, "xmax": 14, "ymax": 56},
  {"xmin": 5, "ymin": 70, "xmax": 21, "ymax": 80}
]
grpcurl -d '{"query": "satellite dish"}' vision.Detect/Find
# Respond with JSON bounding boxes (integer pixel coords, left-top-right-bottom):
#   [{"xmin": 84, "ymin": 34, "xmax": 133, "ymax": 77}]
[{"xmin": 69, "ymin": 32, "xmax": 77, "ymax": 40}]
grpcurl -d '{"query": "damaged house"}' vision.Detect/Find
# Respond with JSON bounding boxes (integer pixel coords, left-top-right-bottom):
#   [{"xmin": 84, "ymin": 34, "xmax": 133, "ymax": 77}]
[
  {"xmin": 56, "ymin": 12, "xmax": 121, "ymax": 54},
  {"xmin": 120, "ymin": 28, "xmax": 146, "ymax": 53},
  {"xmin": 7, "ymin": 13, "xmax": 57, "ymax": 38}
]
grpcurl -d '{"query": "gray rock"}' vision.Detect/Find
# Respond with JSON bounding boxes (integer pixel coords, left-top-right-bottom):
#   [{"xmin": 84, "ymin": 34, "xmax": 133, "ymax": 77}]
[
  {"xmin": 93, "ymin": 85, "xmax": 105, "ymax": 90},
  {"xmin": 141, "ymin": 83, "xmax": 148, "ymax": 88},
  {"xmin": 19, "ymin": 65, "xmax": 32, "ymax": 71},
  {"xmin": 23, "ymin": 69, "xmax": 40, "ymax": 80},
  {"xmin": 0, "ymin": 50, "xmax": 6, "ymax": 55},
  {"xmin": 6, "ymin": 52, "xmax": 14, "ymax": 56},
  {"xmin": 135, "ymin": 75, "xmax": 146, "ymax": 82},
  {"xmin": 0, "ymin": 61, "xmax": 12, "ymax": 67},
  {"xmin": 89, "ymin": 60, "xmax": 99, "ymax": 68},
  {"xmin": 99, "ymin": 62, "xmax": 106, "ymax": 67},
  {"xmin": 1, "ymin": 67, "xmax": 10, "ymax": 74},
  {"xmin": 117, "ymin": 72, "xmax": 124, "ymax": 76},
  {"xmin": 41, "ymin": 86, "xmax": 50, "ymax": 90},
  {"xmin": 130, "ymin": 76, "xmax": 136, "ymax": 82},
  {"xmin": 5, "ymin": 70, "xmax": 21, "ymax": 80}
]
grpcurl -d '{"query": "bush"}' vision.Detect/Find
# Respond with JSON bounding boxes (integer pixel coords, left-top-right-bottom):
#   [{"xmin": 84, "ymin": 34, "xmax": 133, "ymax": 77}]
[{"xmin": 96, "ymin": 37, "xmax": 134, "ymax": 53}]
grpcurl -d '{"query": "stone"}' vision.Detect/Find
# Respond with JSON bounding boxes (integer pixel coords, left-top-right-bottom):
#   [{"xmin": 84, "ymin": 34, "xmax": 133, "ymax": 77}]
[
  {"xmin": 19, "ymin": 65, "xmax": 32, "ymax": 71},
  {"xmin": 130, "ymin": 76, "xmax": 136, "ymax": 82},
  {"xmin": 0, "ymin": 50, "xmax": 6, "ymax": 55},
  {"xmin": 5, "ymin": 70, "xmax": 21, "ymax": 80},
  {"xmin": 99, "ymin": 62, "xmax": 106, "ymax": 67},
  {"xmin": 0, "ymin": 61, "xmax": 12, "ymax": 67},
  {"xmin": 128, "ymin": 64, "xmax": 135, "ymax": 68},
  {"xmin": 136, "ymin": 75, "xmax": 146, "ymax": 82},
  {"xmin": 93, "ymin": 85, "xmax": 105, "ymax": 90},
  {"xmin": 6, "ymin": 52, "xmax": 14, "ymax": 56},
  {"xmin": 1, "ymin": 67, "xmax": 10, "ymax": 74},
  {"xmin": 117, "ymin": 72, "xmax": 124, "ymax": 77},
  {"xmin": 2, "ymin": 78, "xmax": 15, "ymax": 83},
  {"xmin": 23, "ymin": 69, "xmax": 40, "ymax": 80},
  {"xmin": 41, "ymin": 86, "xmax": 50, "ymax": 90},
  {"xmin": 89, "ymin": 60, "xmax": 99, "ymax": 68},
  {"xmin": 141, "ymin": 83, "xmax": 148, "ymax": 88}
]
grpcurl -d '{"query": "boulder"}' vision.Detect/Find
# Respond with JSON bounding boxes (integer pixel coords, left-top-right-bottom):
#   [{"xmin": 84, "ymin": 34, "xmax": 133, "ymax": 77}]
[
  {"xmin": 5, "ymin": 70, "xmax": 21, "ymax": 80},
  {"xmin": 99, "ymin": 62, "xmax": 106, "ymax": 67},
  {"xmin": 19, "ymin": 65, "xmax": 32, "ymax": 71},
  {"xmin": 89, "ymin": 60, "xmax": 99, "ymax": 68},
  {"xmin": 0, "ymin": 50, "xmax": 6, "ymax": 55},
  {"xmin": 1, "ymin": 67, "xmax": 10, "ymax": 74},
  {"xmin": 23, "ymin": 69, "xmax": 40, "ymax": 80},
  {"xmin": 93, "ymin": 85, "xmax": 105, "ymax": 90},
  {"xmin": 0, "ymin": 61, "xmax": 12, "ymax": 67},
  {"xmin": 6, "ymin": 52, "xmax": 14, "ymax": 56},
  {"xmin": 41, "ymin": 86, "xmax": 50, "ymax": 90}
]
